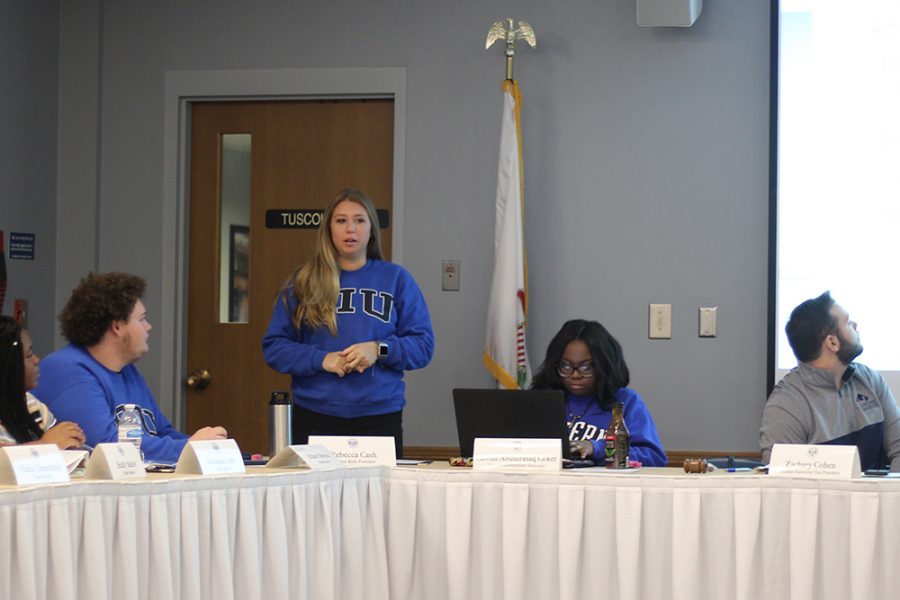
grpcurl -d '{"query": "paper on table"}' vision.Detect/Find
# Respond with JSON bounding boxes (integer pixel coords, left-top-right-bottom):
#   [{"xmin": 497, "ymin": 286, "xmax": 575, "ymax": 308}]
[{"xmin": 60, "ymin": 450, "xmax": 89, "ymax": 473}]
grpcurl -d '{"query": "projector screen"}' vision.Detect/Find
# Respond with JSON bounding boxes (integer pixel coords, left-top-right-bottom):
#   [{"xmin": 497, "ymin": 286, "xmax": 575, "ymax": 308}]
[{"xmin": 776, "ymin": 0, "xmax": 900, "ymax": 383}]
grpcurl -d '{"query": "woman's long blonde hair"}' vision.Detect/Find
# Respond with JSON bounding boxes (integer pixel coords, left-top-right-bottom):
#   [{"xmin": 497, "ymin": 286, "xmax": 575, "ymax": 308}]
[{"xmin": 286, "ymin": 189, "xmax": 383, "ymax": 334}]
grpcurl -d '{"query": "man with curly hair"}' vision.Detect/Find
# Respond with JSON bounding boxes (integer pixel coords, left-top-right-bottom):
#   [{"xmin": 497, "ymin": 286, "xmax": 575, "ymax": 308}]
[{"xmin": 34, "ymin": 272, "xmax": 226, "ymax": 463}]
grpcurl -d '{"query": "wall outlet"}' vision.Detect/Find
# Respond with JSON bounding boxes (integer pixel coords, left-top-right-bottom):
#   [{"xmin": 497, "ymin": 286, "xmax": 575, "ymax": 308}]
[
  {"xmin": 442, "ymin": 260, "xmax": 460, "ymax": 291},
  {"xmin": 649, "ymin": 303, "xmax": 672, "ymax": 339}
]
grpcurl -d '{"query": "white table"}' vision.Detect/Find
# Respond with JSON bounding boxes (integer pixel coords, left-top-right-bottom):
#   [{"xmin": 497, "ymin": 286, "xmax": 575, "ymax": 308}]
[
  {"xmin": 384, "ymin": 467, "xmax": 900, "ymax": 600},
  {"xmin": 3, "ymin": 465, "xmax": 900, "ymax": 600},
  {"xmin": 0, "ymin": 467, "xmax": 388, "ymax": 600}
]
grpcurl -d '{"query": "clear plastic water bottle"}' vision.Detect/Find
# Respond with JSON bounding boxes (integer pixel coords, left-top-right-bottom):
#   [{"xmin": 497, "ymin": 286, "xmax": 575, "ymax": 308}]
[{"xmin": 117, "ymin": 404, "xmax": 144, "ymax": 451}]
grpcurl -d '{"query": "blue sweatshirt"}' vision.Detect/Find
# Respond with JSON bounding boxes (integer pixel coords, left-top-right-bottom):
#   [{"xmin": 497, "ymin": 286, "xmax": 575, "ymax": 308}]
[
  {"xmin": 262, "ymin": 259, "xmax": 434, "ymax": 418},
  {"xmin": 33, "ymin": 344, "xmax": 189, "ymax": 464},
  {"xmin": 566, "ymin": 388, "xmax": 668, "ymax": 466}
]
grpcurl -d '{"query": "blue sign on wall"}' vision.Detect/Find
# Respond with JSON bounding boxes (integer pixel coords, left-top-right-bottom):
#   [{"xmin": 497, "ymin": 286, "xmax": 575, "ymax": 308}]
[{"xmin": 9, "ymin": 232, "xmax": 35, "ymax": 260}]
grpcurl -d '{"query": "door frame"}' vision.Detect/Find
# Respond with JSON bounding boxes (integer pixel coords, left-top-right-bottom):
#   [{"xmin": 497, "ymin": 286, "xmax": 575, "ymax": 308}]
[{"xmin": 162, "ymin": 67, "xmax": 407, "ymax": 428}]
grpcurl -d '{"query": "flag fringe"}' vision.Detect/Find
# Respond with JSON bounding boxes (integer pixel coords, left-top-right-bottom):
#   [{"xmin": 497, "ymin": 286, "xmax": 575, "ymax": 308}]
[{"xmin": 483, "ymin": 352, "xmax": 520, "ymax": 390}]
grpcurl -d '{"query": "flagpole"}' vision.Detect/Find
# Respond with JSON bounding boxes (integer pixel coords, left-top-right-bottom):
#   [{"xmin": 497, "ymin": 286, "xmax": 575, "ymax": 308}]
[{"xmin": 483, "ymin": 20, "xmax": 537, "ymax": 389}]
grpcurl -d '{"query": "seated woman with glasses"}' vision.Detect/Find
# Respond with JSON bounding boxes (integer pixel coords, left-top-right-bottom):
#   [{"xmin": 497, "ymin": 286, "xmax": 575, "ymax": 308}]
[{"xmin": 531, "ymin": 319, "xmax": 667, "ymax": 466}]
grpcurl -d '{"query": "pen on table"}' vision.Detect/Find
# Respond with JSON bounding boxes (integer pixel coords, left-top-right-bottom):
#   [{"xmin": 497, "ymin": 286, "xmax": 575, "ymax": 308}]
[{"xmin": 726, "ymin": 467, "xmax": 752, "ymax": 472}]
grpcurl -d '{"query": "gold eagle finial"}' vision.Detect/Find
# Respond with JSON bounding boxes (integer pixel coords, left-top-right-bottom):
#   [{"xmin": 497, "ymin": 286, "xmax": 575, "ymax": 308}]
[{"xmin": 485, "ymin": 19, "xmax": 537, "ymax": 80}]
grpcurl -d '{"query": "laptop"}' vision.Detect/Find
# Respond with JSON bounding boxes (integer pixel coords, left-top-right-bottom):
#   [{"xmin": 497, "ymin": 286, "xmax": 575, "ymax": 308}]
[{"xmin": 452, "ymin": 388, "xmax": 577, "ymax": 461}]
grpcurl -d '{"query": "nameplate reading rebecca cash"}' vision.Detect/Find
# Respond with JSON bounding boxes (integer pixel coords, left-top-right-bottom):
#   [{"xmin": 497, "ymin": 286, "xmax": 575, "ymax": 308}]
[
  {"xmin": 266, "ymin": 209, "xmax": 390, "ymax": 229},
  {"xmin": 308, "ymin": 435, "xmax": 396, "ymax": 467}
]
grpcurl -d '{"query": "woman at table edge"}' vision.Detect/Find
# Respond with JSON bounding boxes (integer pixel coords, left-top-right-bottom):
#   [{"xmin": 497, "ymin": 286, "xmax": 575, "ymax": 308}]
[
  {"xmin": 531, "ymin": 319, "xmax": 667, "ymax": 466},
  {"xmin": 0, "ymin": 315, "xmax": 85, "ymax": 449}
]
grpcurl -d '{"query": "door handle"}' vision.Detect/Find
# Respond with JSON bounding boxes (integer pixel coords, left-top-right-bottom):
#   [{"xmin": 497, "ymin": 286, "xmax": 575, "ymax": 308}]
[{"xmin": 186, "ymin": 369, "xmax": 211, "ymax": 390}]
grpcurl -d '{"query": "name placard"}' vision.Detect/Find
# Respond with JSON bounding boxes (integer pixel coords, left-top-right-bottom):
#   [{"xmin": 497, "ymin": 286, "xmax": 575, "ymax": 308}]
[
  {"xmin": 266, "ymin": 444, "xmax": 343, "ymax": 470},
  {"xmin": 0, "ymin": 444, "xmax": 70, "ymax": 485},
  {"xmin": 175, "ymin": 439, "xmax": 246, "ymax": 475},
  {"xmin": 85, "ymin": 443, "xmax": 146, "ymax": 480},
  {"xmin": 768, "ymin": 443, "xmax": 861, "ymax": 479},
  {"xmin": 308, "ymin": 435, "xmax": 396, "ymax": 467},
  {"xmin": 472, "ymin": 438, "xmax": 562, "ymax": 472}
]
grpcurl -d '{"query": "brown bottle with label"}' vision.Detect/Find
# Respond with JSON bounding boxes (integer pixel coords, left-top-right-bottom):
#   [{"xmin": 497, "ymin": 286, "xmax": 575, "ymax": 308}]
[{"xmin": 604, "ymin": 402, "xmax": 630, "ymax": 469}]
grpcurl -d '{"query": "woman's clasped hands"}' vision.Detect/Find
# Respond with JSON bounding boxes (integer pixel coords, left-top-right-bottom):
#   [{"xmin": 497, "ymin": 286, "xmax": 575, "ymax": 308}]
[{"xmin": 323, "ymin": 341, "xmax": 380, "ymax": 377}]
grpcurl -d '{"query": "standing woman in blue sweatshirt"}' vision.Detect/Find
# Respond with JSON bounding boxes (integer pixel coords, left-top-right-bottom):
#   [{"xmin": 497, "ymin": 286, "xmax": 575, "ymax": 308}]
[
  {"xmin": 263, "ymin": 189, "xmax": 434, "ymax": 457},
  {"xmin": 531, "ymin": 319, "xmax": 667, "ymax": 466}
]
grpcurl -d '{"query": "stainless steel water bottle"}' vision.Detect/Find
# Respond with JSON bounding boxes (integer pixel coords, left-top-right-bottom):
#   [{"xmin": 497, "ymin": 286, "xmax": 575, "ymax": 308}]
[{"xmin": 269, "ymin": 390, "xmax": 292, "ymax": 456}]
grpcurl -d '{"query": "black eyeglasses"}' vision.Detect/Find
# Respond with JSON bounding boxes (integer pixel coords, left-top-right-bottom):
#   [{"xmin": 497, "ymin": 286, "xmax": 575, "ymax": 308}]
[{"xmin": 557, "ymin": 362, "xmax": 594, "ymax": 378}]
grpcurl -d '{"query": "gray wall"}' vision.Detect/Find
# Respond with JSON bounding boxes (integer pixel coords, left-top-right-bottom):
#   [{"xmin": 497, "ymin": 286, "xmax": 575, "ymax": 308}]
[
  {"xmin": 55, "ymin": 0, "xmax": 770, "ymax": 452},
  {"xmin": 0, "ymin": 0, "xmax": 59, "ymax": 354}
]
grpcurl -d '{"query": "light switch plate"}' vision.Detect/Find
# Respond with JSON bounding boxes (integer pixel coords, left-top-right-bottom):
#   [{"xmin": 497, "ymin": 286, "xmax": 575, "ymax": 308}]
[
  {"xmin": 649, "ymin": 304, "xmax": 672, "ymax": 339},
  {"xmin": 699, "ymin": 307, "xmax": 717, "ymax": 337}
]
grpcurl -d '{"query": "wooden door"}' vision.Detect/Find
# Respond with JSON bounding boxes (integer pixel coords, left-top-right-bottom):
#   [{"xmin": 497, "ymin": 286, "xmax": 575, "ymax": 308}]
[{"xmin": 187, "ymin": 100, "xmax": 394, "ymax": 454}]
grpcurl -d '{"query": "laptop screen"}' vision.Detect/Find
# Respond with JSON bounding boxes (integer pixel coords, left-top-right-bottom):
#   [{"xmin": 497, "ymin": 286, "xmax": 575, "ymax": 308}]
[{"xmin": 452, "ymin": 388, "xmax": 570, "ymax": 458}]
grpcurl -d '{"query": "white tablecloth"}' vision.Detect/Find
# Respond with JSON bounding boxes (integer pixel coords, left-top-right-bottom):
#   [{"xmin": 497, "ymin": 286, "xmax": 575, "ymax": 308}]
[
  {"xmin": 0, "ymin": 467, "xmax": 388, "ymax": 600},
  {"xmin": 3, "ymin": 466, "xmax": 900, "ymax": 600},
  {"xmin": 384, "ymin": 467, "xmax": 900, "ymax": 600}
]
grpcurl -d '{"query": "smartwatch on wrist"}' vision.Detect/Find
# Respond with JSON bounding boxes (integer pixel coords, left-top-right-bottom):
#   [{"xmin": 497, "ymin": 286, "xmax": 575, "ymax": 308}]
[{"xmin": 377, "ymin": 341, "xmax": 389, "ymax": 359}]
